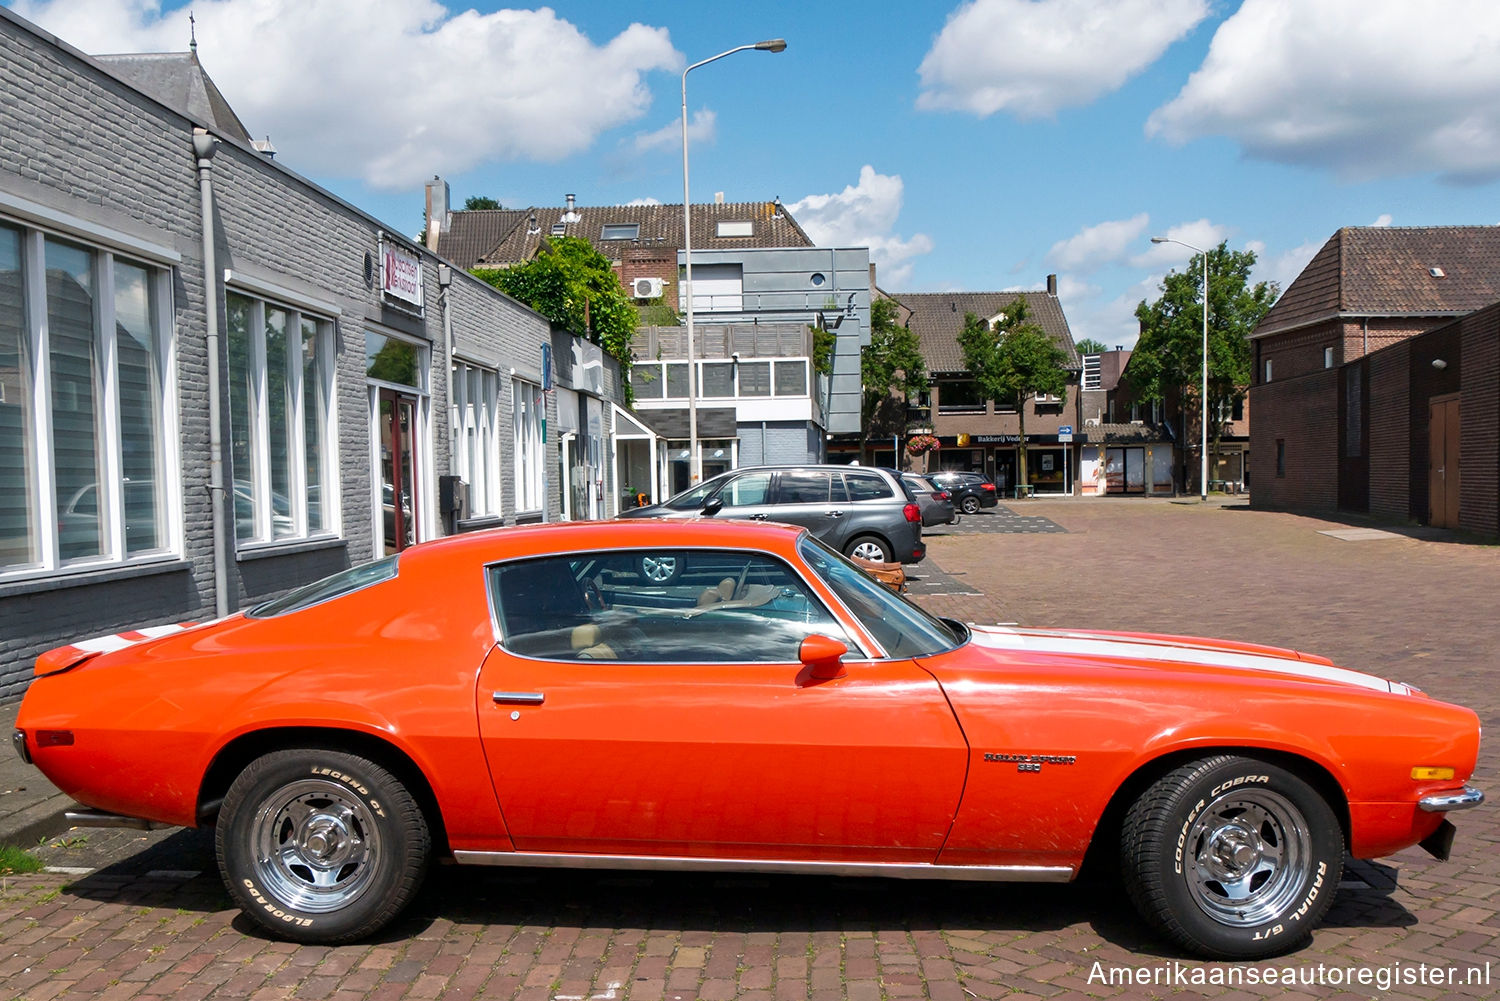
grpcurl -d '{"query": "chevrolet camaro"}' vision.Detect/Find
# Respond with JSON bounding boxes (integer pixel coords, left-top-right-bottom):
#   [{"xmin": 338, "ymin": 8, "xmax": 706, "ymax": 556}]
[{"xmin": 13, "ymin": 520, "xmax": 1483, "ymax": 957}]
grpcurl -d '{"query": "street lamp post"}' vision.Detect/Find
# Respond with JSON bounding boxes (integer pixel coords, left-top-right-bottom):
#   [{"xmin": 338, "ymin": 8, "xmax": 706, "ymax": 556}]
[
  {"xmin": 683, "ymin": 38, "xmax": 786, "ymax": 484},
  {"xmin": 1150, "ymin": 236, "xmax": 1210, "ymax": 501}
]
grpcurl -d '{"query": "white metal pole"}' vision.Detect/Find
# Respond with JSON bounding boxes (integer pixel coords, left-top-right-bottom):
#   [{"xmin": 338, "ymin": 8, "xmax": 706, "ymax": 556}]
[{"xmin": 681, "ymin": 39, "xmax": 785, "ymax": 485}]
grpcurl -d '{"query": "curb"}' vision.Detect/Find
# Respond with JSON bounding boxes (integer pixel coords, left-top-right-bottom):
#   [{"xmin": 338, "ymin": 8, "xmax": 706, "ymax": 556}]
[{"xmin": 3, "ymin": 791, "xmax": 74, "ymax": 849}]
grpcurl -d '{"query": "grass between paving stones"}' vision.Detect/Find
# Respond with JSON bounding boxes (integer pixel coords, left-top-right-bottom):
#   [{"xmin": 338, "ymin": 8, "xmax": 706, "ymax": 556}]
[{"xmin": 0, "ymin": 844, "xmax": 44, "ymax": 874}]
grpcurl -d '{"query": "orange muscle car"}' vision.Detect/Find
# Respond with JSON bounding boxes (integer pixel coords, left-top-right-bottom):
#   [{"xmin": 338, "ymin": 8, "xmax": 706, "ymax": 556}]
[{"xmin": 13, "ymin": 520, "xmax": 1483, "ymax": 957}]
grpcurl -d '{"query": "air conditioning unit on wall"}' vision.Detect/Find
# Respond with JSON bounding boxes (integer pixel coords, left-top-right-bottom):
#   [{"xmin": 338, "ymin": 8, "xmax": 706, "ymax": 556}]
[{"xmin": 632, "ymin": 276, "xmax": 664, "ymax": 299}]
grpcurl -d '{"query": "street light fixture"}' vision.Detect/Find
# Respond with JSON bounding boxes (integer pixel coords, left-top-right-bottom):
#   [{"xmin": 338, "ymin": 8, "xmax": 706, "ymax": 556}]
[
  {"xmin": 1150, "ymin": 236, "xmax": 1210, "ymax": 501},
  {"xmin": 682, "ymin": 38, "xmax": 786, "ymax": 484}
]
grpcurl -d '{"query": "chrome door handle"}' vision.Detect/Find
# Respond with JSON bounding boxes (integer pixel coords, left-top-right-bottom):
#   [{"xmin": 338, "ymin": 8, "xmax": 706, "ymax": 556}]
[
  {"xmin": 493, "ymin": 691, "xmax": 545, "ymax": 705},
  {"xmin": 750, "ymin": 513, "xmax": 769, "ymax": 520},
  {"xmin": 826, "ymin": 510, "xmax": 844, "ymax": 518}
]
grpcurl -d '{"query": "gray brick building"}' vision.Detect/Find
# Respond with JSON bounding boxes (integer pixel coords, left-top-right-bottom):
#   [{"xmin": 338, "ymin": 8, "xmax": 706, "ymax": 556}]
[{"xmin": 0, "ymin": 8, "xmax": 619, "ymax": 695}]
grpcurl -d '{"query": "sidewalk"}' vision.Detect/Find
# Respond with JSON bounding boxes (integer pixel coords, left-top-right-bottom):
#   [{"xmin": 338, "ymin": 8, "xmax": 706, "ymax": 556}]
[{"xmin": 0, "ymin": 699, "xmax": 74, "ymax": 848}]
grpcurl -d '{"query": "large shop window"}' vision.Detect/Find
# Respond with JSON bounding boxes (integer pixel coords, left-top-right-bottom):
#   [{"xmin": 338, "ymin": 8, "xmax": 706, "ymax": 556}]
[
  {"xmin": 513, "ymin": 378, "xmax": 546, "ymax": 513},
  {"xmin": 451, "ymin": 362, "xmax": 500, "ymax": 517},
  {"xmin": 1, "ymin": 223, "xmax": 177, "ymax": 577},
  {"xmin": 226, "ymin": 291, "xmax": 336, "ymax": 546}
]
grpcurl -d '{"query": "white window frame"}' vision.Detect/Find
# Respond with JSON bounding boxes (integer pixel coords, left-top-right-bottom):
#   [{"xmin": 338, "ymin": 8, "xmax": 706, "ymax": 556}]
[
  {"xmin": 512, "ymin": 377, "xmax": 546, "ymax": 514},
  {"xmin": 1, "ymin": 219, "xmax": 181, "ymax": 582},
  {"xmin": 451, "ymin": 361, "xmax": 501, "ymax": 518},
  {"xmin": 225, "ymin": 287, "xmax": 339, "ymax": 549}
]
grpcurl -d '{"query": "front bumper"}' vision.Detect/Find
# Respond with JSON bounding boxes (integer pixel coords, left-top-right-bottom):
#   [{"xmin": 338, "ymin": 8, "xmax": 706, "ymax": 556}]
[
  {"xmin": 12, "ymin": 728, "xmax": 29, "ymax": 765},
  {"xmin": 1418, "ymin": 785, "xmax": 1485, "ymax": 812}
]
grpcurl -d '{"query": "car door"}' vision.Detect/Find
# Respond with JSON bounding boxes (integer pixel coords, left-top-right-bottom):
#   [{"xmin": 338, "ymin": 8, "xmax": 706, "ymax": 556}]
[
  {"xmin": 709, "ymin": 469, "xmax": 777, "ymax": 522},
  {"xmin": 768, "ymin": 470, "xmax": 846, "ymax": 545},
  {"xmin": 476, "ymin": 548, "xmax": 968, "ymax": 862}
]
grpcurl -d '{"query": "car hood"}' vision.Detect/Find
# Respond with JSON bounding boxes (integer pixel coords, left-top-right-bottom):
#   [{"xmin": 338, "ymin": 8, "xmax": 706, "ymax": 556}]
[{"xmin": 958, "ymin": 624, "xmax": 1413, "ymax": 695}]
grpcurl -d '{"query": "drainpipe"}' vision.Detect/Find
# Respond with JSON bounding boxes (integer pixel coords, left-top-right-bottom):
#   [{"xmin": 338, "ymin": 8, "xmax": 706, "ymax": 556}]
[{"xmin": 193, "ymin": 129, "xmax": 229, "ymax": 619}]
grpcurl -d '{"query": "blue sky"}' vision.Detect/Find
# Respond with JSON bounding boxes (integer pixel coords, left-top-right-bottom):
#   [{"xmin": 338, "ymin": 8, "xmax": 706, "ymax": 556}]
[{"xmin": 12, "ymin": 0, "xmax": 1500, "ymax": 347}]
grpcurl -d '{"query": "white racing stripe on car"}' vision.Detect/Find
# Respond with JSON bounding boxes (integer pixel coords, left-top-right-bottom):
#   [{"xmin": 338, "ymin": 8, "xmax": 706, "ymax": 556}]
[
  {"xmin": 72, "ymin": 634, "xmax": 136, "ymax": 654},
  {"xmin": 968, "ymin": 625, "xmax": 1395, "ymax": 692},
  {"xmin": 68, "ymin": 622, "xmax": 198, "ymax": 655}
]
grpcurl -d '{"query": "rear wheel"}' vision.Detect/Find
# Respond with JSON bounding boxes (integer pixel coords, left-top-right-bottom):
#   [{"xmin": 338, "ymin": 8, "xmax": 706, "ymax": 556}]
[
  {"xmin": 845, "ymin": 535, "xmax": 892, "ymax": 563},
  {"xmin": 961, "ymin": 495, "xmax": 981, "ymax": 514},
  {"xmin": 216, "ymin": 748, "xmax": 430, "ymax": 943},
  {"xmin": 1121, "ymin": 755, "xmax": 1342, "ymax": 958}
]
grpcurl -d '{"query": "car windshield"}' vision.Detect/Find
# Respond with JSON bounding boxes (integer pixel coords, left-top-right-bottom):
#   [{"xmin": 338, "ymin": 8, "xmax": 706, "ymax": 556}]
[
  {"xmin": 247, "ymin": 556, "xmax": 399, "ymax": 617},
  {"xmin": 663, "ymin": 477, "xmax": 722, "ymax": 511},
  {"xmin": 799, "ymin": 535, "xmax": 964, "ymax": 658}
]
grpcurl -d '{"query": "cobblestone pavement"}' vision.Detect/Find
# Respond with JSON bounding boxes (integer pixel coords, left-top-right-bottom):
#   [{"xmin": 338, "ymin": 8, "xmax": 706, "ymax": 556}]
[{"xmin": 4, "ymin": 498, "xmax": 1497, "ymax": 1001}]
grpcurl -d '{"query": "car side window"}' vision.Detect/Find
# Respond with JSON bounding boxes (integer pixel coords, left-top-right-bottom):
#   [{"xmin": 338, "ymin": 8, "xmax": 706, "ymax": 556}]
[
  {"xmin": 721, "ymin": 471, "xmax": 771, "ymax": 506},
  {"xmin": 490, "ymin": 550, "xmax": 851, "ymax": 663},
  {"xmin": 777, "ymin": 471, "xmax": 831, "ymax": 504},
  {"xmin": 843, "ymin": 472, "xmax": 893, "ymax": 502}
]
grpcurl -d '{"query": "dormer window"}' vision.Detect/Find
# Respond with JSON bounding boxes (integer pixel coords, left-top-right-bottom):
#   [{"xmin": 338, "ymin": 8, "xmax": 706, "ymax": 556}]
[
  {"xmin": 549, "ymin": 222, "xmax": 567, "ymax": 236},
  {"xmin": 600, "ymin": 223, "xmax": 639, "ymax": 241}
]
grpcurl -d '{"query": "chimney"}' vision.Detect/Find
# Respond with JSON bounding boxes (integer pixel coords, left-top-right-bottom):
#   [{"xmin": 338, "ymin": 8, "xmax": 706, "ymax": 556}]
[
  {"xmin": 1046, "ymin": 273, "xmax": 1058, "ymax": 295},
  {"xmin": 562, "ymin": 193, "xmax": 580, "ymax": 223},
  {"xmin": 424, "ymin": 176, "xmax": 450, "ymax": 252},
  {"xmin": 714, "ymin": 191, "xmax": 725, "ymax": 205},
  {"xmin": 251, "ymin": 136, "xmax": 277, "ymax": 159}
]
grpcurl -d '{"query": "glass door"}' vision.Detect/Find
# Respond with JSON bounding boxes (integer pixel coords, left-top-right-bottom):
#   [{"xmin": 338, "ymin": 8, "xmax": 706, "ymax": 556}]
[{"xmin": 378, "ymin": 388, "xmax": 420, "ymax": 554}]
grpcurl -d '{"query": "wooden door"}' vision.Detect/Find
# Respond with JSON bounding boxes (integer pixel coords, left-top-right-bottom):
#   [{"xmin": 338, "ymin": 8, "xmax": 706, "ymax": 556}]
[{"xmin": 1427, "ymin": 395, "xmax": 1461, "ymax": 528}]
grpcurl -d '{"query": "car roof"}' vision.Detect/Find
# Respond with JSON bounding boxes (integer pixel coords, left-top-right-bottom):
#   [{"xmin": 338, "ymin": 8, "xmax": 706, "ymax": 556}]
[{"xmin": 397, "ymin": 517, "xmax": 810, "ymax": 571}]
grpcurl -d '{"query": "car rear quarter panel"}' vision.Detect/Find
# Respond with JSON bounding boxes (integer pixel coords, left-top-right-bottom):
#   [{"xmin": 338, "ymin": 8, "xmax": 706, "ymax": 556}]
[
  {"xmin": 923, "ymin": 645, "xmax": 1479, "ymax": 868},
  {"xmin": 21, "ymin": 552, "xmax": 511, "ymax": 850}
]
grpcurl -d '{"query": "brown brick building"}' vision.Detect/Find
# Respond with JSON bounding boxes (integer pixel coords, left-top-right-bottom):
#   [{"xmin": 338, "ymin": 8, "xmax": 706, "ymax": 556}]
[{"xmin": 1249, "ymin": 226, "xmax": 1500, "ymax": 536}]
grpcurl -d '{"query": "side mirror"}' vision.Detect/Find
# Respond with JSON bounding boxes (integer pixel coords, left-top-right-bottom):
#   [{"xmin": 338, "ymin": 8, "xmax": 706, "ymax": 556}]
[
  {"xmin": 799, "ymin": 634, "xmax": 848, "ymax": 680},
  {"xmin": 700, "ymin": 497, "xmax": 723, "ymax": 516}
]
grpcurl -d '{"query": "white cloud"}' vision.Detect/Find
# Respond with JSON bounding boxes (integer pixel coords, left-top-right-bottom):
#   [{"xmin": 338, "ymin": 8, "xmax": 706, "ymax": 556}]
[
  {"xmin": 1130, "ymin": 218, "xmax": 1229, "ymax": 268},
  {"xmin": 630, "ymin": 109, "xmax": 716, "ymax": 156},
  {"xmin": 1371, "ymin": 213, "xmax": 1393, "ymax": 227},
  {"xmin": 1147, "ymin": 0, "xmax": 1500, "ymax": 183},
  {"xmin": 917, "ymin": 0, "xmax": 1208, "ymax": 118},
  {"xmin": 625, "ymin": 197, "xmax": 663, "ymax": 207},
  {"xmin": 789, "ymin": 166, "xmax": 935, "ymax": 286},
  {"xmin": 1047, "ymin": 214, "xmax": 1151, "ymax": 272},
  {"xmin": 1063, "ymin": 277, "xmax": 1157, "ymax": 351},
  {"xmin": 13, "ymin": 0, "xmax": 679, "ymax": 190}
]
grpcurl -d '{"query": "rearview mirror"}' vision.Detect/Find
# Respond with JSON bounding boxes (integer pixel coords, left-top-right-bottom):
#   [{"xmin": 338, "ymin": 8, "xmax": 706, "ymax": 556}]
[
  {"xmin": 799, "ymin": 634, "xmax": 848, "ymax": 680},
  {"xmin": 700, "ymin": 497, "xmax": 723, "ymax": 516}
]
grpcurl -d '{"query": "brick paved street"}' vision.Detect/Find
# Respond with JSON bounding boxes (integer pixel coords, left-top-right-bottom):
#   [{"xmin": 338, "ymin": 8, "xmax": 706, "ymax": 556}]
[{"xmin": 4, "ymin": 499, "xmax": 1497, "ymax": 1000}]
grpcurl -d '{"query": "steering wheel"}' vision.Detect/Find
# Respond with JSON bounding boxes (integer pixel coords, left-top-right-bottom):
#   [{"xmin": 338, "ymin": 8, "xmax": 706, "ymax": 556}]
[{"xmin": 582, "ymin": 577, "xmax": 608, "ymax": 611}]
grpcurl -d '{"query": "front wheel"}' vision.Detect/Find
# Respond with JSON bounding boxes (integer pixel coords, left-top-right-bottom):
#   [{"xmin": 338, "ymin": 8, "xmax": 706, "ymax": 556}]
[
  {"xmin": 1121, "ymin": 755, "xmax": 1343, "ymax": 959},
  {"xmin": 216, "ymin": 748, "xmax": 431, "ymax": 943},
  {"xmin": 845, "ymin": 535, "xmax": 892, "ymax": 563}
]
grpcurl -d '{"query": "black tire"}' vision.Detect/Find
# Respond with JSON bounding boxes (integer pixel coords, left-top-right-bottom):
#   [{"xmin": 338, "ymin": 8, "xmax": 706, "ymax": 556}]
[
  {"xmin": 1121, "ymin": 755, "xmax": 1343, "ymax": 959},
  {"xmin": 216, "ymin": 748, "xmax": 431, "ymax": 944},
  {"xmin": 961, "ymin": 495, "xmax": 981, "ymax": 515},
  {"xmin": 638, "ymin": 553, "xmax": 681, "ymax": 583},
  {"xmin": 844, "ymin": 535, "xmax": 892, "ymax": 563}
]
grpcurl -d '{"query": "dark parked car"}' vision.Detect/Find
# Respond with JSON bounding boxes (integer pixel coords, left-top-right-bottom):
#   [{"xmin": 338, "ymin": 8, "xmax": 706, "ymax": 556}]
[
  {"xmin": 930, "ymin": 470, "xmax": 999, "ymax": 514},
  {"xmin": 901, "ymin": 473, "xmax": 957, "ymax": 527},
  {"xmin": 620, "ymin": 465, "xmax": 925, "ymax": 569}
]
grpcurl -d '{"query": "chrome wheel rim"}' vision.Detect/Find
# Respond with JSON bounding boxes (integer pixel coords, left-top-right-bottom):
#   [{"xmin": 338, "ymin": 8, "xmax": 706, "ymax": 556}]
[
  {"xmin": 850, "ymin": 540, "xmax": 887, "ymax": 562},
  {"xmin": 1184, "ymin": 787, "xmax": 1311, "ymax": 927},
  {"xmin": 251, "ymin": 778, "xmax": 381, "ymax": 913},
  {"xmin": 640, "ymin": 555, "xmax": 677, "ymax": 582},
  {"xmin": 962, "ymin": 497, "xmax": 979, "ymax": 514}
]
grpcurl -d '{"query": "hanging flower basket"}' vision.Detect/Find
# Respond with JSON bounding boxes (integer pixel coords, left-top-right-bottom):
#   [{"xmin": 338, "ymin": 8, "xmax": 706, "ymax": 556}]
[{"xmin": 906, "ymin": 434, "xmax": 941, "ymax": 456}]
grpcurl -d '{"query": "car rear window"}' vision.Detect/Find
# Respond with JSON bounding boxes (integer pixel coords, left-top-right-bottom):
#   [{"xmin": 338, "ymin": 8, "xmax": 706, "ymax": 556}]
[{"xmin": 247, "ymin": 556, "xmax": 399, "ymax": 617}]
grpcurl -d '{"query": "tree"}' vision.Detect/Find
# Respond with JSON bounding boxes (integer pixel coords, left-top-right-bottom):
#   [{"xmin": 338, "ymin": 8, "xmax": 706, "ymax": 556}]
[
  {"xmin": 957, "ymin": 295, "xmax": 1069, "ymax": 488},
  {"xmin": 1074, "ymin": 337, "xmax": 1107, "ymax": 355},
  {"xmin": 1132, "ymin": 242, "xmax": 1278, "ymax": 490},
  {"xmin": 473, "ymin": 236, "xmax": 638, "ymax": 398},
  {"xmin": 861, "ymin": 297, "xmax": 929, "ymax": 464},
  {"xmin": 463, "ymin": 195, "xmax": 502, "ymax": 210}
]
